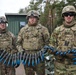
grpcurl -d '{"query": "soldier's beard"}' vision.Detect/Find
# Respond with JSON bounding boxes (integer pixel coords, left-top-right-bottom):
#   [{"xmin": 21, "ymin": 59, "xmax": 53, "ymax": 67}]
[
  {"xmin": 0, "ymin": 28, "xmax": 7, "ymax": 33},
  {"xmin": 63, "ymin": 20, "xmax": 76, "ymax": 28},
  {"xmin": 28, "ymin": 21, "xmax": 38, "ymax": 26}
]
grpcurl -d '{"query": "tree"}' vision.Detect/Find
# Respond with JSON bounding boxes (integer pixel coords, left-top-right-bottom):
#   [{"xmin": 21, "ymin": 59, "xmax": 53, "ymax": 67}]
[{"xmin": 18, "ymin": 0, "xmax": 76, "ymax": 34}]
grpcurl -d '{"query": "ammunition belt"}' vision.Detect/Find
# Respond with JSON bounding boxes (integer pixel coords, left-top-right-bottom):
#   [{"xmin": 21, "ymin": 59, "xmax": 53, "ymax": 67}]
[
  {"xmin": 0, "ymin": 45, "xmax": 76, "ymax": 67},
  {"xmin": 24, "ymin": 49, "xmax": 41, "ymax": 54}
]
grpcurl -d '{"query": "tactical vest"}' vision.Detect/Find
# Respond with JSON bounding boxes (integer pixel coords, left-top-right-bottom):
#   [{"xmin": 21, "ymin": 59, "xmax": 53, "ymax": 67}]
[
  {"xmin": 0, "ymin": 31, "xmax": 13, "ymax": 52},
  {"xmin": 54, "ymin": 24, "xmax": 76, "ymax": 64},
  {"xmin": 21, "ymin": 24, "xmax": 46, "ymax": 50},
  {"xmin": 56, "ymin": 24, "xmax": 76, "ymax": 51}
]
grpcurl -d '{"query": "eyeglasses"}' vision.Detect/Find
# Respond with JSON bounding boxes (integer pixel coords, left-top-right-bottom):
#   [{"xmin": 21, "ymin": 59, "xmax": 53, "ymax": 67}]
[{"xmin": 63, "ymin": 12, "xmax": 75, "ymax": 17}]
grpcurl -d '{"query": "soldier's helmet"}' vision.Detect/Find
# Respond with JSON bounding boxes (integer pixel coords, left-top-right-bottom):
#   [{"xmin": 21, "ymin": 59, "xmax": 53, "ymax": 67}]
[
  {"xmin": 0, "ymin": 16, "xmax": 8, "ymax": 23},
  {"xmin": 26, "ymin": 10, "xmax": 40, "ymax": 20},
  {"xmin": 62, "ymin": 5, "xmax": 76, "ymax": 16}
]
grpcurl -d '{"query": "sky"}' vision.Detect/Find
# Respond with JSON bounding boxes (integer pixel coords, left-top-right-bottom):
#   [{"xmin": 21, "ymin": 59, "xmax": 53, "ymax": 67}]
[{"xmin": 0, "ymin": 0, "xmax": 31, "ymax": 16}]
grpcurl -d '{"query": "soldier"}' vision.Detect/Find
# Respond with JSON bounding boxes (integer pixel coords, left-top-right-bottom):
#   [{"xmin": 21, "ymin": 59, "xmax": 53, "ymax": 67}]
[
  {"xmin": 0, "ymin": 16, "xmax": 16, "ymax": 75},
  {"xmin": 50, "ymin": 5, "xmax": 76, "ymax": 75},
  {"xmin": 16, "ymin": 10, "xmax": 50, "ymax": 75}
]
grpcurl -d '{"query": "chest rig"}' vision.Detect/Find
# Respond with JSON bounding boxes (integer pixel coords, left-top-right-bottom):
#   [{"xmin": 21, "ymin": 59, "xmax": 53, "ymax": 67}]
[
  {"xmin": 57, "ymin": 24, "xmax": 76, "ymax": 51},
  {"xmin": 22, "ymin": 24, "xmax": 45, "ymax": 50}
]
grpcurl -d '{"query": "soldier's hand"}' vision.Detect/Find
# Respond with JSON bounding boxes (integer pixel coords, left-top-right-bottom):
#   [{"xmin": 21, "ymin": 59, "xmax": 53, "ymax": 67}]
[
  {"xmin": 48, "ymin": 49, "xmax": 52, "ymax": 54},
  {"xmin": 66, "ymin": 53, "xmax": 76, "ymax": 59}
]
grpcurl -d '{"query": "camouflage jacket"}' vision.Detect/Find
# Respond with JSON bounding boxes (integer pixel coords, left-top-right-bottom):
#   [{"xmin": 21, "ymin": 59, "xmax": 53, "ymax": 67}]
[
  {"xmin": 50, "ymin": 22, "xmax": 76, "ymax": 63},
  {"xmin": 50, "ymin": 22, "xmax": 76, "ymax": 51},
  {"xmin": 16, "ymin": 24, "xmax": 50, "ymax": 52},
  {"xmin": 0, "ymin": 30, "xmax": 16, "ymax": 53}
]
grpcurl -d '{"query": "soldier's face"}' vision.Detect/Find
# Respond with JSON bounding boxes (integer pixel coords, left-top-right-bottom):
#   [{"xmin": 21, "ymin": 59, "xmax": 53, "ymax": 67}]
[
  {"xmin": 0, "ymin": 23, "xmax": 6, "ymax": 30},
  {"xmin": 63, "ymin": 12, "xmax": 74, "ymax": 23},
  {"xmin": 64, "ymin": 16, "xmax": 74, "ymax": 23},
  {"xmin": 28, "ymin": 16, "xmax": 38, "ymax": 26}
]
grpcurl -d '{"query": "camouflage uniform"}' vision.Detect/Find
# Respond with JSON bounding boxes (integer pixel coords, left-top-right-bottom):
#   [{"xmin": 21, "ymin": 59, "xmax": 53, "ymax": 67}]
[
  {"xmin": 0, "ymin": 16, "xmax": 16, "ymax": 75},
  {"xmin": 50, "ymin": 5, "xmax": 76, "ymax": 75},
  {"xmin": 16, "ymin": 10, "xmax": 50, "ymax": 75}
]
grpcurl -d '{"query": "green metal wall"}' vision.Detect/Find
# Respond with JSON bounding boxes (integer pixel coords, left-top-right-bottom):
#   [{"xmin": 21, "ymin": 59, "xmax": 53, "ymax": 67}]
[{"xmin": 6, "ymin": 15, "xmax": 27, "ymax": 36}]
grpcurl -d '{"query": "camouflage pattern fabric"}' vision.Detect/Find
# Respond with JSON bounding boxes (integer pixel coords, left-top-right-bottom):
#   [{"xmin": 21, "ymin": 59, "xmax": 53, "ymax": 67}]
[
  {"xmin": 54, "ymin": 61, "xmax": 76, "ymax": 75},
  {"xmin": 0, "ymin": 62, "xmax": 5, "ymax": 75},
  {"xmin": 0, "ymin": 30, "xmax": 16, "ymax": 75},
  {"xmin": 0, "ymin": 63, "xmax": 15, "ymax": 75},
  {"xmin": 50, "ymin": 21, "xmax": 76, "ymax": 75},
  {"xmin": 24, "ymin": 61, "xmax": 45, "ymax": 75},
  {"xmin": 16, "ymin": 24, "xmax": 50, "ymax": 51},
  {"xmin": 16, "ymin": 23, "xmax": 50, "ymax": 75}
]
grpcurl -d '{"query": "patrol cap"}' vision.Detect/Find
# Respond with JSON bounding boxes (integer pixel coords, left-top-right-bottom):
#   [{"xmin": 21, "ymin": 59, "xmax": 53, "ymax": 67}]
[
  {"xmin": 26, "ymin": 10, "xmax": 40, "ymax": 20},
  {"xmin": 0, "ymin": 16, "xmax": 8, "ymax": 23},
  {"xmin": 62, "ymin": 5, "xmax": 76, "ymax": 15}
]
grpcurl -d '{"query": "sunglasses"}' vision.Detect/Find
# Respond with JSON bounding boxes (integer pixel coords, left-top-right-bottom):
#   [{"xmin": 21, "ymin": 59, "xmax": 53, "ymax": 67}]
[
  {"xmin": 63, "ymin": 12, "xmax": 75, "ymax": 17},
  {"xmin": 0, "ymin": 22, "xmax": 6, "ymax": 24}
]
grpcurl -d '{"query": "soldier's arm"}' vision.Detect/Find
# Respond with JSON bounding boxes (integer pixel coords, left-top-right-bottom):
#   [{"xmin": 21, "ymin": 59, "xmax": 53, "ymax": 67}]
[
  {"xmin": 12, "ymin": 35, "xmax": 18, "ymax": 53},
  {"xmin": 50, "ymin": 27, "xmax": 60, "ymax": 48},
  {"xmin": 8, "ymin": 31, "xmax": 18, "ymax": 53},
  {"xmin": 42, "ymin": 27, "xmax": 50, "ymax": 45},
  {"xmin": 16, "ymin": 28, "xmax": 24, "ymax": 52},
  {"xmin": 48, "ymin": 28, "xmax": 60, "ymax": 54},
  {"xmin": 12, "ymin": 33, "xmax": 16, "ymax": 49}
]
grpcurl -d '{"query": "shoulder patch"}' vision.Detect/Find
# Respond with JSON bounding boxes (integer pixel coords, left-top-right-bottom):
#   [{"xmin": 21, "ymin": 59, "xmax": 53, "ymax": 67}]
[
  {"xmin": 20, "ymin": 25, "xmax": 28, "ymax": 33},
  {"xmin": 7, "ymin": 31, "xmax": 15, "ymax": 37},
  {"xmin": 71, "ymin": 24, "xmax": 76, "ymax": 31},
  {"xmin": 36, "ymin": 24, "xmax": 42, "ymax": 29},
  {"xmin": 55, "ymin": 25, "xmax": 64, "ymax": 32}
]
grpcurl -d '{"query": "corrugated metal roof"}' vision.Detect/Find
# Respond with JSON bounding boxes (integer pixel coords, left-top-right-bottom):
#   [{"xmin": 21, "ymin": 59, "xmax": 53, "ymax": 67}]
[{"xmin": 5, "ymin": 13, "xmax": 27, "ymax": 16}]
